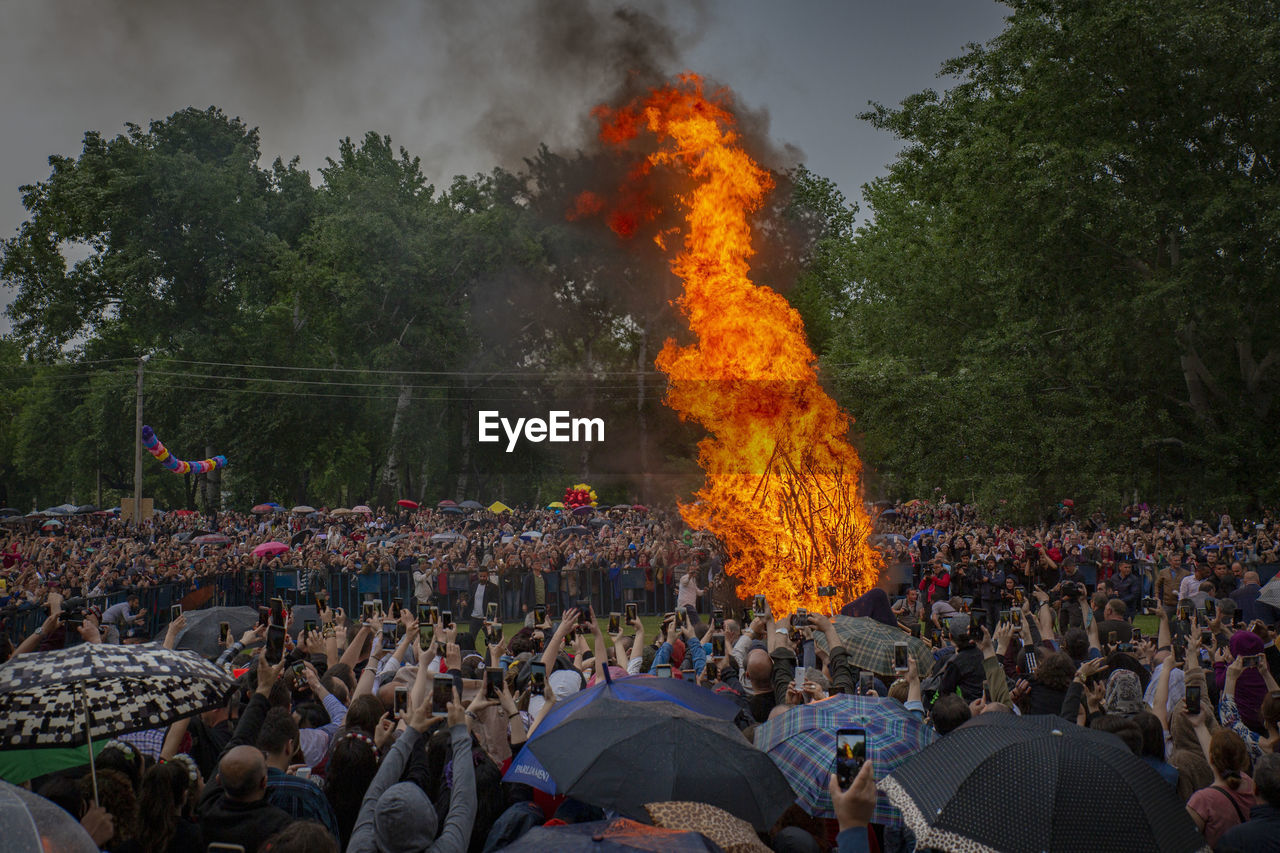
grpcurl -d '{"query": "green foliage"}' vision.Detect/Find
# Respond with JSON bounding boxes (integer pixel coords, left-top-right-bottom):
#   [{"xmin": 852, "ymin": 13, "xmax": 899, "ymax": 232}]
[{"xmin": 826, "ymin": 0, "xmax": 1280, "ymax": 520}]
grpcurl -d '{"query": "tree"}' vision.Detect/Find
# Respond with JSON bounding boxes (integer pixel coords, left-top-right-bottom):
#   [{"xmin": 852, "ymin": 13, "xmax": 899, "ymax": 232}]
[{"xmin": 830, "ymin": 0, "xmax": 1280, "ymax": 516}]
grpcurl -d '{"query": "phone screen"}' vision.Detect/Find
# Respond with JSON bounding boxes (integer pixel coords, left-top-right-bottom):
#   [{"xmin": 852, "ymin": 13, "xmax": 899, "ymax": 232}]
[
  {"xmin": 303, "ymin": 619, "xmax": 316, "ymax": 634},
  {"xmin": 265, "ymin": 625, "xmax": 286, "ymax": 664},
  {"xmin": 753, "ymin": 594, "xmax": 766, "ymax": 614},
  {"xmin": 381, "ymin": 622, "xmax": 395, "ymax": 646},
  {"xmin": 625, "ymin": 603, "xmax": 638, "ymax": 623},
  {"xmin": 1185, "ymin": 685, "xmax": 1201, "ymax": 715},
  {"xmin": 170, "ymin": 604, "xmax": 182, "ymax": 621},
  {"xmin": 1107, "ymin": 631, "xmax": 1117, "ymax": 645},
  {"xmin": 655, "ymin": 664, "xmax": 672, "ymax": 678},
  {"xmin": 486, "ymin": 669, "xmax": 503, "ymax": 700},
  {"xmin": 392, "ymin": 597, "xmax": 403, "ymax": 618},
  {"xmin": 418, "ymin": 606, "xmax": 429, "ymax": 624},
  {"xmin": 608, "ymin": 612, "xmax": 621, "ymax": 634},
  {"xmin": 893, "ymin": 642, "xmax": 909, "ymax": 672},
  {"xmin": 534, "ymin": 606, "xmax": 546, "ymax": 624},
  {"xmin": 487, "ymin": 602, "xmax": 499, "ymax": 620},
  {"xmin": 530, "ymin": 663, "xmax": 547, "ymax": 695},
  {"xmin": 711, "ymin": 634, "xmax": 726, "ymax": 657},
  {"xmin": 441, "ymin": 611, "xmax": 453, "ymax": 629},
  {"xmin": 836, "ymin": 727, "xmax": 866, "ymax": 791},
  {"xmin": 393, "ymin": 687, "xmax": 408, "ymax": 716},
  {"xmin": 713, "ymin": 609, "xmax": 724, "ymax": 629},
  {"xmin": 258, "ymin": 607, "xmax": 270, "ymax": 627},
  {"xmin": 431, "ymin": 676, "xmax": 452, "ymax": 716},
  {"xmin": 427, "ymin": 606, "xmax": 439, "ymax": 625},
  {"xmin": 363, "ymin": 602, "xmax": 374, "ymax": 620},
  {"xmin": 219, "ymin": 622, "xmax": 230, "ymax": 644},
  {"xmin": 271, "ymin": 597, "xmax": 285, "ymax": 625},
  {"xmin": 418, "ymin": 624, "xmax": 434, "ymax": 650},
  {"xmin": 1204, "ymin": 598, "xmax": 1217, "ymax": 618},
  {"xmin": 1011, "ymin": 609, "xmax": 1022, "ymax": 626},
  {"xmin": 859, "ymin": 672, "xmax": 874, "ymax": 695},
  {"xmin": 577, "ymin": 601, "xmax": 591, "ymax": 624}
]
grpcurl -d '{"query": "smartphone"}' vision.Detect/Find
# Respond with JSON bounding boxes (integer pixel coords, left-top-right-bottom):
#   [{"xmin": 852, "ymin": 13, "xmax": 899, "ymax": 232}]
[
  {"xmin": 303, "ymin": 619, "xmax": 316, "ymax": 634},
  {"xmin": 817, "ymin": 586, "xmax": 837, "ymax": 597},
  {"xmin": 1132, "ymin": 627, "xmax": 1142, "ymax": 643},
  {"xmin": 1200, "ymin": 628, "xmax": 1212, "ymax": 646},
  {"xmin": 1204, "ymin": 598, "xmax": 1217, "ymax": 619},
  {"xmin": 711, "ymin": 634, "xmax": 726, "ymax": 657},
  {"xmin": 753, "ymin": 594, "xmax": 766, "ymax": 614},
  {"xmin": 441, "ymin": 611, "xmax": 453, "ymax": 629},
  {"xmin": 271, "ymin": 597, "xmax": 285, "ymax": 625},
  {"xmin": 1107, "ymin": 631, "xmax": 1117, "ymax": 646},
  {"xmin": 1242, "ymin": 654, "xmax": 1261, "ymax": 668},
  {"xmin": 391, "ymin": 597, "xmax": 403, "ymax": 618},
  {"xmin": 1024, "ymin": 650, "xmax": 1038, "ymax": 675},
  {"xmin": 835, "ymin": 727, "xmax": 866, "ymax": 791},
  {"xmin": 258, "ymin": 607, "xmax": 270, "ymax": 627},
  {"xmin": 534, "ymin": 605, "xmax": 546, "ymax": 624},
  {"xmin": 576, "ymin": 600, "xmax": 591, "ymax": 624},
  {"xmin": 530, "ymin": 662, "xmax": 547, "ymax": 695},
  {"xmin": 315, "ymin": 593, "xmax": 326, "ymax": 610},
  {"xmin": 673, "ymin": 609, "xmax": 685, "ymax": 629},
  {"xmin": 487, "ymin": 602, "xmax": 499, "ymax": 621},
  {"xmin": 381, "ymin": 621, "xmax": 395, "ymax": 646},
  {"xmin": 1185, "ymin": 685, "xmax": 1201, "ymax": 715},
  {"xmin": 485, "ymin": 668, "xmax": 504, "ymax": 700},
  {"xmin": 427, "ymin": 606, "xmax": 440, "ymax": 625},
  {"xmin": 713, "ymin": 609, "xmax": 724, "ymax": 630},
  {"xmin": 363, "ymin": 601, "xmax": 375, "ymax": 620},
  {"xmin": 793, "ymin": 665, "xmax": 806, "ymax": 688},
  {"xmin": 431, "ymin": 675, "xmax": 452, "ymax": 716},
  {"xmin": 418, "ymin": 623, "xmax": 434, "ymax": 650},
  {"xmin": 219, "ymin": 621, "xmax": 230, "ymax": 644},
  {"xmin": 608, "ymin": 612, "xmax": 621, "ymax": 634},
  {"xmin": 1014, "ymin": 589, "xmax": 1024, "ymax": 605},
  {"xmin": 982, "ymin": 682, "xmax": 991, "ymax": 703},
  {"xmin": 625, "ymin": 602, "xmax": 638, "ymax": 624},
  {"xmin": 532, "ymin": 634, "xmax": 544, "ymax": 653},
  {"xmin": 1011, "ymin": 609, "xmax": 1022, "ymax": 627},
  {"xmin": 655, "ymin": 664, "xmax": 672, "ymax": 678},
  {"xmin": 418, "ymin": 606, "xmax": 429, "ymax": 624},
  {"xmin": 393, "ymin": 686, "xmax": 408, "ymax": 716},
  {"xmin": 793, "ymin": 608, "xmax": 810, "ymax": 627},
  {"xmin": 373, "ymin": 600, "xmax": 384, "ymax": 617},
  {"xmin": 170, "ymin": 603, "xmax": 182, "ymax": 621},
  {"xmin": 893, "ymin": 641, "xmax": 909, "ymax": 673},
  {"xmin": 265, "ymin": 624, "xmax": 286, "ymax": 664},
  {"xmin": 1000, "ymin": 609, "xmax": 1011, "ymax": 623},
  {"xmin": 859, "ymin": 672, "xmax": 874, "ymax": 695},
  {"xmin": 1178, "ymin": 601, "xmax": 1192, "ymax": 622}
]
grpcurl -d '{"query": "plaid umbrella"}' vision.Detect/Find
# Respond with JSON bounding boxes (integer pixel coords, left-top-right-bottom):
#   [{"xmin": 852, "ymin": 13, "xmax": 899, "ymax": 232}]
[
  {"xmin": 881, "ymin": 714, "xmax": 1208, "ymax": 853},
  {"xmin": 814, "ymin": 616, "xmax": 933, "ymax": 677},
  {"xmin": 0, "ymin": 643, "xmax": 237, "ymax": 749},
  {"xmin": 753, "ymin": 694, "xmax": 935, "ymax": 826}
]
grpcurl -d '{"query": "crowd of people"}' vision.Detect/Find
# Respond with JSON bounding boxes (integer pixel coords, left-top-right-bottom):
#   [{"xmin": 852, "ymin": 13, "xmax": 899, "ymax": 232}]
[{"xmin": 1, "ymin": 497, "xmax": 1278, "ymax": 851}]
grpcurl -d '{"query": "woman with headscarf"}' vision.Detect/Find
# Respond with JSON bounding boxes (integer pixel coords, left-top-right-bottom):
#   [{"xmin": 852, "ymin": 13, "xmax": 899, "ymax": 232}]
[{"xmin": 1214, "ymin": 630, "xmax": 1273, "ymax": 732}]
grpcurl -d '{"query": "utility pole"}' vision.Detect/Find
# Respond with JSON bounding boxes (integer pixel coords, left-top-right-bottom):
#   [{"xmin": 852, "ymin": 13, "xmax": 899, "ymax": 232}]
[{"xmin": 134, "ymin": 355, "xmax": 149, "ymax": 522}]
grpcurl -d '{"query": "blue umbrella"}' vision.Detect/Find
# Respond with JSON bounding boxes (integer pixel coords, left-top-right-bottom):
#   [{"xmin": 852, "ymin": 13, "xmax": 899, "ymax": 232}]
[
  {"xmin": 909, "ymin": 528, "xmax": 939, "ymax": 543},
  {"xmin": 504, "ymin": 675, "xmax": 741, "ymax": 793}
]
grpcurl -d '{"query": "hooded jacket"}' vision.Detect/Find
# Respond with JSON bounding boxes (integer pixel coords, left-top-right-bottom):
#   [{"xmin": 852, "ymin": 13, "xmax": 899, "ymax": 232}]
[{"xmin": 347, "ymin": 722, "xmax": 476, "ymax": 853}]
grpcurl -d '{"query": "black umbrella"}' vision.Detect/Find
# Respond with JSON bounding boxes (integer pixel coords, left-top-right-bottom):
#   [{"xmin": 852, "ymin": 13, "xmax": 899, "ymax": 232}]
[
  {"xmin": 880, "ymin": 714, "xmax": 1208, "ymax": 853},
  {"xmin": 524, "ymin": 696, "xmax": 792, "ymax": 830},
  {"xmin": 556, "ymin": 525, "xmax": 591, "ymax": 537},
  {"xmin": 496, "ymin": 817, "xmax": 722, "ymax": 852},
  {"xmin": 174, "ymin": 606, "xmax": 262, "ymax": 658},
  {"xmin": 291, "ymin": 528, "xmax": 316, "ymax": 546},
  {"xmin": 459, "ymin": 500, "xmax": 485, "ymax": 510}
]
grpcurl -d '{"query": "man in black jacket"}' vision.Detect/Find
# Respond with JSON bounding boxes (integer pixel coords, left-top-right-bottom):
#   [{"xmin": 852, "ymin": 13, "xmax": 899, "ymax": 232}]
[
  {"xmin": 459, "ymin": 568, "xmax": 501, "ymax": 644},
  {"xmin": 938, "ymin": 615, "xmax": 986, "ymax": 703}
]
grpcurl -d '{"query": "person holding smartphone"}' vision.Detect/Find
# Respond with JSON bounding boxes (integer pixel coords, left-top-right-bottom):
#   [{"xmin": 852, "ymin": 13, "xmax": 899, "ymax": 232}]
[{"xmin": 346, "ymin": 684, "xmax": 476, "ymax": 853}]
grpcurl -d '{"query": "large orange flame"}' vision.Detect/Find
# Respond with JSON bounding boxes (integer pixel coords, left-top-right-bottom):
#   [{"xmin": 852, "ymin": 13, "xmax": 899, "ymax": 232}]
[{"xmin": 586, "ymin": 74, "xmax": 880, "ymax": 615}]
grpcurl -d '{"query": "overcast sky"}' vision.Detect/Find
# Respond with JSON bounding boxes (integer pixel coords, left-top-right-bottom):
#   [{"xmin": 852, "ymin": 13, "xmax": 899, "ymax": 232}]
[{"xmin": 0, "ymin": 0, "xmax": 1009, "ymax": 333}]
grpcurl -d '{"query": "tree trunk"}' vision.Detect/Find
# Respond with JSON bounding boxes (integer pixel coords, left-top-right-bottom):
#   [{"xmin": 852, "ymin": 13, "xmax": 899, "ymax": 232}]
[
  {"xmin": 454, "ymin": 397, "xmax": 472, "ymax": 502},
  {"xmin": 378, "ymin": 383, "xmax": 412, "ymax": 504}
]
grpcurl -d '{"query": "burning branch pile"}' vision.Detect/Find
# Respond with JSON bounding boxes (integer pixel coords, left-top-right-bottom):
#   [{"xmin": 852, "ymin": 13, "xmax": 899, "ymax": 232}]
[{"xmin": 583, "ymin": 74, "xmax": 881, "ymax": 613}]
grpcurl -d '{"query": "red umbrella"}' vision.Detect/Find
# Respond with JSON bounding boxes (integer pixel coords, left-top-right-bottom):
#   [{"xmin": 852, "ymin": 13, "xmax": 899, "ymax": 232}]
[
  {"xmin": 437, "ymin": 499, "xmax": 457, "ymax": 507},
  {"xmin": 173, "ymin": 509, "xmax": 199, "ymax": 517},
  {"xmin": 631, "ymin": 504, "xmax": 648, "ymax": 512},
  {"xmin": 252, "ymin": 542, "xmax": 289, "ymax": 558},
  {"xmin": 251, "ymin": 504, "xmax": 276, "ymax": 514},
  {"xmin": 192, "ymin": 534, "xmax": 231, "ymax": 546},
  {"xmin": 397, "ymin": 499, "xmax": 420, "ymax": 510}
]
